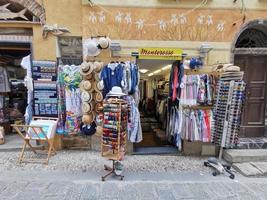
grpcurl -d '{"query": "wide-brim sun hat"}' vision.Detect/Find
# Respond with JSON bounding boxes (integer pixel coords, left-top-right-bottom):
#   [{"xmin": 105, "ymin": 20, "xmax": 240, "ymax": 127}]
[
  {"xmin": 93, "ymin": 61, "xmax": 104, "ymax": 73},
  {"xmin": 81, "ymin": 91, "xmax": 92, "ymax": 102},
  {"xmin": 80, "ymin": 61, "xmax": 93, "ymax": 76},
  {"xmin": 84, "ymin": 38, "xmax": 101, "ymax": 57},
  {"xmin": 82, "ymin": 113, "xmax": 95, "ymax": 125},
  {"xmin": 107, "ymin": 86, "xmax": 126, "ymax": 97},
  {"xmin": 97, "ymin": 80, "xmax": 104, "ymax": 91},
  {"xmin": 93, "ymin": 81, "xmax": 104, "ymax": 92},
  {"xmin": 98, "ymin": 37, "xmax": 110, "ymax": 49},
  {"xmin": 80, "ymin": 80, "xmax": 92, "ymax": 91},
  {"xmin": 95, "ymin": 102, "xmax": 103, "ymax": 113},
  {"xmin": 82, "ymin": 102, "xmax": 93, "ymax": 113},
  {"xmin": 222, "ymin": 64, "xmax": 240, "ymax": 72},
  {"xmin": 95, "ymin": 92, "xmax": 103, "ymax": 102},
  {"xmin": 83, "ymin": 73, "xmax": 93, "ymax": 80}
]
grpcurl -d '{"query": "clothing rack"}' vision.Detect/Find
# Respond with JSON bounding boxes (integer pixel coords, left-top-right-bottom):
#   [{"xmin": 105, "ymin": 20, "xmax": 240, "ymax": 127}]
[
  {"xmin": 184, "ymin": 69, "xmax": 221, "ymax": 76},
  {"xmin": 178, "ymin": 69, "xmax": 221, "ymax": 144},
  {"xmin": 181, "ymin": 105, "xmax": 213, "ymax": 110}
]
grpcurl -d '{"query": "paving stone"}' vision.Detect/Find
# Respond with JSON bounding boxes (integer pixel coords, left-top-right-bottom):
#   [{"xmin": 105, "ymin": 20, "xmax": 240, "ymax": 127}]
[
  {"xmin": 205, "ymin": 182, "xmax": 238, "ymax": 199},
  {"xmin": 233, "ymin": 163, "xmax": 263, "ymax": 176},
  {"xmin": 118, "ymin": 184, "xmax": 139, "ymax": 200},
  {"xmin": 172, "ymin": 183, "xmax": 195, "ymax": 199},
  {"xmin": 99, "ymin": 182, "xmax": 121, "ymax": 199},
  {"xmin": 0, "ymin": 181, "xmax": 29, "ymax": 199},
  {"xmin": 186, "ymin": 183, "xmax": 211, "ymax": 199},
  {"xmin": 80, "ymin": 183, "xmax": 100, "ymax": 200},
  {"xmin": 64, "ymin": 185, "xmax": 83, "ymax": 200},
  {"xmin": 40, "ymin": 182, "xmax": 71, "ymax": 199},
  {"xmin": 132, "ymin": 182, "xmax": 157, "ymax": 200},
  {"xmin": 245, "ymin": 183, "xmax": 267, "ymax": 199},
  {"xmin": 250, "ymin": 162, "xmax": 267, "ymax": 175},
  {"xmin": 225, "ymin": 182, "xmax": 252, "ymax": 193},
  {"xmin": 155, "ymin": 184, "xmax": 176, "ymax": 200}
]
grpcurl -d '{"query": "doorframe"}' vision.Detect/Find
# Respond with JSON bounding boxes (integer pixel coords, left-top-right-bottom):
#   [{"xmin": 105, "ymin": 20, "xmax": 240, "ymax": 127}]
[
  {"xmin": 230, "ymin": 19, "xmax": 267, "ymax": 62},
  {"xmin": 230, "ymin": 19, "xmax": 267, "ymax": 137}
]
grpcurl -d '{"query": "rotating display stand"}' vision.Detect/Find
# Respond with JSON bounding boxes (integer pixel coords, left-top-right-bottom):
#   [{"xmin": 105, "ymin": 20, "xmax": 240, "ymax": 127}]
[{"xmin": 101, "ymin": 98, "xmax": 127, "ymax": 181}]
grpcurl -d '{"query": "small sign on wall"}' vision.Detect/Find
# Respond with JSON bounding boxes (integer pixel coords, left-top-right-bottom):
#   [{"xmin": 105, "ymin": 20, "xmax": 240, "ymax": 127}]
[{"xmin": 138, "ymin": 47, "xmax": 182, "ymax": 60}]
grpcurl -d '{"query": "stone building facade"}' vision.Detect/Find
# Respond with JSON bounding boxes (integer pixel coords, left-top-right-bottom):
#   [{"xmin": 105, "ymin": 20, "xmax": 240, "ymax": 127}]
[{"xmin": 0, "ymin": 0, "xmax": 267, "ymax": 149}]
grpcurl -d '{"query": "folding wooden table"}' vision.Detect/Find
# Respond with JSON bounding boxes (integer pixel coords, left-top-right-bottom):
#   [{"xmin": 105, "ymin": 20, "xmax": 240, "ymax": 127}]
[{"xmin": 11, "ymin": 117, "xmax": 58, "ymax": 165}]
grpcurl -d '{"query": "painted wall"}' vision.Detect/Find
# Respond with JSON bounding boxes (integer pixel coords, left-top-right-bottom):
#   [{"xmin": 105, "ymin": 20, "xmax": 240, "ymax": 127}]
[
  {"xmin": 32, "ymin": 0, "xmax": 83, "ymax": 60},
  {"xmin": 82, "ymin": 0, "xmax": 267, "ymax": 10},
  {"xmin": 81, "ymin": 4, "xmax": 266, "ymax": 64},
  {"xmin": 83, "ymin": 6, "xmax": 267, "ymax": 42},
  {"xmin": 1, "ymin": 0, "xmax": 267, "ymax": 64}
]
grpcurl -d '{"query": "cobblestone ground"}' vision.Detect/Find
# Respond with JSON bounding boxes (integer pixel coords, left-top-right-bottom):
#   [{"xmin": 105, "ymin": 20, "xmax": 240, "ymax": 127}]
[
  {"xmin": 0, "ymin": 150, "xmax": 209, "ymax": 173},
  {"xmin": 1, "ymin": 172, "xmax": 267, "ymax": 200},
  {"xmin": 0, "ymin": 151, "xmax": 267, "ymax": 199}
]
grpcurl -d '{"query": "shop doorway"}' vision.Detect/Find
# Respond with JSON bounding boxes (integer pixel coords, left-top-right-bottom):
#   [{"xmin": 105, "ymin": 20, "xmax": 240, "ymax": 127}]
[
  {"xmin": 134, "ymin": 59, "xmax": 178, "ymax": 154},
  {"xmin": 0, "ymin": 42, "xmax": 30, "ymax": 136},
  {"xmin": 232, "ymin": 20, "xmax": 267, "ymax": 138}
]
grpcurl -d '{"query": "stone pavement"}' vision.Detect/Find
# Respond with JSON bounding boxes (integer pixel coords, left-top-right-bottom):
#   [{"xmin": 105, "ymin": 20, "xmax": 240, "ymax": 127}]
[
  {"xmin": 0, "ymin": 134, "xmax": 41, "ymax": 152},
  {"xmin": 0, "ymin": 170, "xmax": 267, "ymax": 200}
]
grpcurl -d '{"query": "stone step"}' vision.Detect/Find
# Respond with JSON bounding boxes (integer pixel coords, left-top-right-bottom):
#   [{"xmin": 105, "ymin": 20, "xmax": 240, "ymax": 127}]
[
  {"xmin": 223, "ymin": 149, "xmax": 267, "ymax": 163},
  {"xmin": 233, "ymin": 162, "xmax": 267, "ymax": 177},
  {"xmin": 237, "ymin": 137, "xmax": 267, "ymax": 149}
]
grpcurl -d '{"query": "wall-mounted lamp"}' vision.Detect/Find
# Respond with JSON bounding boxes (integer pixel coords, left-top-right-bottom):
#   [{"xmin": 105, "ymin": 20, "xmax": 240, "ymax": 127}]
[{"xmin": 139, "ymin": 69, "xmax": 149, "ymax": 74}]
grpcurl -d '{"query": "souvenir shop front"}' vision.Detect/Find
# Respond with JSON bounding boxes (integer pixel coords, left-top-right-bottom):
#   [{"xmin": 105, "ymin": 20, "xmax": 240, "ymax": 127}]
[
  {"xmin": 135, "ymin": 47, "xmax": 246, "ymax": 155},
  {"xmin": 54, "ymin": 39, "xmax": 246, "ymax": 156},
  {"xmin": 0, "ymin": 40, "xmax": 31, "ymax": 139}
]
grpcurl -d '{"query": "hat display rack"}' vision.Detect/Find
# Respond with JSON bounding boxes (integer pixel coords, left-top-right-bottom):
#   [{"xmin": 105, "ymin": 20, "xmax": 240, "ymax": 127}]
[
  {"xmin": 83, "ymin": 36, "xmax": 133, "ymax": 181},
  {"xmin": 79, "ymin": 60, "xmax": 104, "ymax": 127},
  {"xmin": 80, "ymin": 35, "xmax": 112, "ymax": 133},
  {"xmin": 83, "ymin": 35, "xmax": 111, "ymax": 60}
]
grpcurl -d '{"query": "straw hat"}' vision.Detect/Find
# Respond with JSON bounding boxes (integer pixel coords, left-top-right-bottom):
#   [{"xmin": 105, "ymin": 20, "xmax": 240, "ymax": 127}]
[
  {"xmin": 95, "ymin": 92, "xmax": 103, "ymax": 102},
  {"xmin": 84, "ymin": 38, "xmax": 101, "ymax": 57},
  {"xmin": 93, "ymin": 81, "xmax": 104, "ymax": 92},
  {"xmin": 82, "ymin": 102, "xmax": 93, "ymax": 113},
  {"xmin": 81, "ymin": 91, "xmax": 92, "ymax": 102},
  {"xmin": 96, "ymin": 81, "xmax": 104, "ymax": 91},
  {"xmin": 80, "ymin": 61, "xmax": 93, "ymax": 76},
  {"xmin": 82, "ymin": 113, "xmax": 95, "ymax": 125},
  {"xmin": 107, "ymin": 86, "xmax": 125, "ymax": 97},
  {"xmin": 80, "ymin": 80, "xmax": 92, "ymax": 91},
  {"xmin": 95, "ymin": 102, "xmax": 103, "ymax": 113},
  {"xmin": 93, "ymin": 61, "xmax": 104, "ymax": 73},
  {"xmin": 98, "ymin": 37, "xmax": 110, "ymax": 49},
  {"xmin": 222, "ymin": 64, "xmax": 240, "ymax": 72},
  {"xmin": 83, "ymin": 73, "xmax": 93, "ymax": 80}
]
